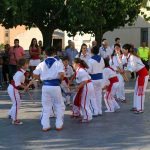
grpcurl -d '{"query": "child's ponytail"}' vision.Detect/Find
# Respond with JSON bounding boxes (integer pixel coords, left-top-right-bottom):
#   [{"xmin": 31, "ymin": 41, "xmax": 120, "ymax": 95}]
[{"xmin": 74, "ymin": 58, "xmax": 89, "ymax": 69}]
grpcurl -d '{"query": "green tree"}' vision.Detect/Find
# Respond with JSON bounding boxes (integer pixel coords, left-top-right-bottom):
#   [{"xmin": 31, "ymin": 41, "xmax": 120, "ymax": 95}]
[
  {"xmin": 66, "ymin": 0, "xmax": 144, "ymax": 46},
  {"xmin": 0, "ymin": 0, "xmax": 68, "ymax": 48},
  {"xmin": 0, "ymin": 0, "xmax": 145, "ymax": 47}
]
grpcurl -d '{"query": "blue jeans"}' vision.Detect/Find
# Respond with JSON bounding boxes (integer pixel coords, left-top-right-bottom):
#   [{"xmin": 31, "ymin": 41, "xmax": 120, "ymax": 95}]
[
  {"xmin": 8, "ymin": 64, "xmax": 17, "ymax": 81},
  {"xmin": 0, "ymin": 65, "xmax": 2, "ymax": 86}
]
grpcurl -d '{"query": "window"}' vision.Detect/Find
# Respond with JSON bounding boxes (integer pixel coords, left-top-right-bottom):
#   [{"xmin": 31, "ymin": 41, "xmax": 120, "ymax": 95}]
[
  {"xmin": 141, "ymin": 28, "xmax": 148, "ymax": 46},
  {"xmin": 5, "ymin": 29, "xmax": 9, "ymax": 37}
]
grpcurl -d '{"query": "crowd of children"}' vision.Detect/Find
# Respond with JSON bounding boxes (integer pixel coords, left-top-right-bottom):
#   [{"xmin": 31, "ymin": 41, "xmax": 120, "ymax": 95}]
[{"xmin": 7, "ymin": 43, "xmax": 149, "ymax": 132}]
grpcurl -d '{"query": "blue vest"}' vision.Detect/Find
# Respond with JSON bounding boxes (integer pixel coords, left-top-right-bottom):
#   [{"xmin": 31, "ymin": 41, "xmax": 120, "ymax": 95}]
[
  {"xmin": 90, "ymin": 55, "xmax": 103, "ymax": 80},
  {"xmin": 44, "ymin": 58, "xmax": 60, "ymax": 86}
]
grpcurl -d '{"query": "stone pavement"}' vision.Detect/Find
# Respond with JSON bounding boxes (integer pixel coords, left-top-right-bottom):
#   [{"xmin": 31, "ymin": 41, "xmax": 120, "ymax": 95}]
[{"xmin": 1, "ymin": 81, "xmax": 150, "ymax": 150}]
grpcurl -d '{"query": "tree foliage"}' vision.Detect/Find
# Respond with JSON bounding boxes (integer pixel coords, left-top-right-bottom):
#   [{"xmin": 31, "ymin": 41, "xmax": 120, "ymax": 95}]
[
  {"xmin": 0, "ymin": 0, "xmax": 68, "ymax": 47},
  {"xmin": 0, "ymin": 0, "xmax": 145, "ymax": 47},
  {"xmin": 67, "ymin": 0, "xmax": 143, "ymax": 45}
]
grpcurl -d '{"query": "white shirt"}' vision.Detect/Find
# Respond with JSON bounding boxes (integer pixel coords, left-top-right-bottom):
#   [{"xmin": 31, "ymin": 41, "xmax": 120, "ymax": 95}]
[
  {"xmin": 88, "ymin": 56, "xmax": 105, "ymax": 75},
  {"xmin": 103, "ymin": 67, "xmax": 118, "ymax": 86},
  {"xmin": 13, "ymin": 69, "xmax": 26, "ymax": 87},
  {"xmin": 87, "ymin": 48, "xmax": 92, "ymax": 55},
  {"xmin": 76, "ymin": 68, "xmax": 91, "ymax": 84},
  {"xmin": 75, "ymin": 53, "xmax": 91, "ymax": 63},
  {"xmin": 109, "ymin": 54, "xmax": 123, "ymax": 71},
  {"xmin": 99, "ymin": 46, "xmax": 113, "ymax": 59},
  {"xmin": 123, "ymin": 54, "xmax": 145, "ymax": 72},
  {"xmin": 33, "ymin": 57, "xmax": 64, "ymax": 81},
  {"xmin": 64, "ymin": 65, "xmax": 74, "ymax": 78}
]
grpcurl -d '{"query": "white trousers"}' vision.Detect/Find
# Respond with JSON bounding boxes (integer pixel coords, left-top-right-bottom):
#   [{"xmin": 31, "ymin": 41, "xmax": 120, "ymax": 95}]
[
  {"xmin": 72, "ymin": 82, "xmax": 96, "ymax": 120},
  {"xmin": 91, "ymin": 80, "xmax": 103, "ymax": 115},
  {"xmin": 61, "ymin": 80, "xmax": 71, "ymax": 103},
  {"xmin": 116, "ymin": 74, "xmax": 125, "ymax": 100},
  {"xmin": 104, "ymin": 82, "xmax": 120, "ymax": 112},
  {"xmin": 7, "ymin": 84, "xmax": 21, "ymax": 121},
  {"xmin": 133, "ymin": 75, "xmax": 149, "ymax": 111},
  {"xmin": 41, "ymin": 86, "xmax": 65, "ymax": 129}
]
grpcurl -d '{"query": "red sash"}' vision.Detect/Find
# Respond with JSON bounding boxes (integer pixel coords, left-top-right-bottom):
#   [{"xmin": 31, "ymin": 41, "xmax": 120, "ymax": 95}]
[
  {"xmin": 63, "ymin": 77, "xmax": 69, "ymax": 85},
  {"xmin": 107, "ymin": 66, "xmax": 115, "ymax": 72},
  {"xmin": 106, "ymin": 76, "xmax": 119, "ymax": 99},
  {"xmin": 11, "ymin": 69, "xmax": 26, "ymax": 90},
  {"xmin": 71, "ymin": 65, "xmax": 85, "ymax": 81},
  {"xmin": 137, "ymin": 67, "xmax": 149, "ymax": 96},
  {"xmin": 74, "ymin": 80, "xmax": 91, "ymax": 107},
  {"xmin": 11, "ymin": 80, "xmax": 19, "ymax": 90}
]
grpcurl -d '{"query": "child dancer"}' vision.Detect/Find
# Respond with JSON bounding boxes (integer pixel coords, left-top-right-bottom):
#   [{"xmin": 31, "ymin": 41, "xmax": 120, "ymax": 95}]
[
  {"xmin": 7, "ymin": 58, "xmax": 29, "ymax": 125},
  {"xmin": 88, "ymin": 46, "xmax": 105, "ymax": 115},
  {"xmin": 122, "ymin": 44, "xmax": 149, "ymax": 114},
  {"xmin": 72, "ymin": 58, "xmax": 96, "ymax": 123},
  {"xmin": 103, "ymin": 59, "xmax": 120, "ymax": 112},
  {"xmin": 76, "ymin": 43, "xmax": 91, "ymax": 63},
  {"xmin": 33, "ymin": 47, "xmax": 65, "ymax": 131},
  {"xmin": 109, "ymin": 44, "xmax": 126, "ymax": 102},
  {"xmin": 61, "ymin": 56, "xmax": 74, "ymax": 105}
]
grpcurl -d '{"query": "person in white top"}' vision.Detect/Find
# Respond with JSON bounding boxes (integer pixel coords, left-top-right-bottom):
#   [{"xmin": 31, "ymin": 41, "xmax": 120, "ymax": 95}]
[
  {"xmin": 33, "ymin": 47, "xmax": 65, "ymax": 131},
  {"xmin": 109, "ymin": 43, "xmax": 126, "ymax": 102},
  {"xmin": 103, "ymin": 59, "xmax": 120, "ymax": 112},
  {"xmin": 87, "ymin": 40, "xmax": 97, "ymax": 55},
  {"xmin": 49, "ymin": 54, "xmax": 65, "ymax": 118},
  {"xmin": 88, "ymin": 46, "xmax": 105, "ymax": 115},
  {"xmin": 99, "ymin": 39, "xmax": 113, "ymax": 59},
  {"xmin": 111, "ymin": 37, "xmax": 122, "ymax": 51},
  {"xmin": 122, "ymin": 44, "xmax": 149, "ymax": 114},
  {"xmin": 61, "ymin": 56, "xmax": 74, "ymax": 105},
  {"xmin": 7, "ymin": 58, "xmax": 29, "ymax": 125},
  {"xmin": 71, "ymin": 58, "xmax": 96, "ymax": 123},
  {"xmin": 76, "ymin": 43, "xmax": 91, "ymax": 63}
]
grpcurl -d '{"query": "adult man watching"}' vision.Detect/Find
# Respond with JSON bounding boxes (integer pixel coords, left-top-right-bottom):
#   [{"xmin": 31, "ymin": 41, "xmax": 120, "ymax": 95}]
[
  {"xmin": 8, "ymin": 39, "xmax": 24, "ymax": 81},
  {"xmin": 64, "ymin": 41, "xmax": 78, "ymax": 65},
  {"xmin": 99, "ymin": 39, "xmax": 113, "ymax": 60},
  {"xmin": 137, "ymin": 42, "xmax": 150, "ymax": 71}
]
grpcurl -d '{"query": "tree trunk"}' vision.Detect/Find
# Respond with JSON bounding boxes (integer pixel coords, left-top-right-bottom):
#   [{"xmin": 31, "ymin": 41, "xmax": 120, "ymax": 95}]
[
  {"xmin": 38, "ymin": 26, "xmax": 54, "ymax": 49},
  {"xmin": 95, "ymin": 27, "xmax": 103, "ymax": 47},
  {"xmin": 95, "ymin": 32, "xmax": 102, "ymax": 47}
]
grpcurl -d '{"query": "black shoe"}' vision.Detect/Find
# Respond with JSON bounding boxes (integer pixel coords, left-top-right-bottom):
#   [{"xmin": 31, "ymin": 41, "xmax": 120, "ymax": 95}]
[
  {"xmin": 130, "ymin": 108, "xmax": 137, "ymax": 111},
  {"xmin": 134, "ymin": 110, "xmax": 143, "ymax": 114}
]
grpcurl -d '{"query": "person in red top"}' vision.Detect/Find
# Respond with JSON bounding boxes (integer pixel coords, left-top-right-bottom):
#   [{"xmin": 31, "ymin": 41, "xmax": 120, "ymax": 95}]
[
  {"xmin": 8, "ymin": 39, "xmax": 24, "ymax": 81},
  {"xmin": 29, "ymin": 38, "xmax": 41, "ymax": 77}
]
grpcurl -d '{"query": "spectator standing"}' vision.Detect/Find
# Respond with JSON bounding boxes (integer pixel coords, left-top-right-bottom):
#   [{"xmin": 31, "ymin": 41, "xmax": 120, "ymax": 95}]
[
  {"xmin": 38, "ymin": 40, "xmax": 44, "ymax": 52},
  {"xmin": 111, "ymin": 37, "xmax": 122, "ymax": 51},
  {"xmin": 8, "ymin": 39, "xmax": 24, "ymax": 81},
  {"xmin": 99, "ymin": 39, "xmax": 113, "ymax": 60},
  {"xmin": 87, "ymin": 40, "xmax": 97, "ymax": 55},
  {"xmin": 0, "ymin": 52, "xmax": 3, "ymax": 88},
  {"xmin": 29, "ymin": 38, "xmax": 41, "ymax": 77},
  {"xmin": 2, "ymin": 44, "xmax": 10, "ymax": 84},
  {"xmin": 137, "ymin": 41, "xmax": 150, "ymax": 71},
  {"xmin": 64, "ymin": 41, "xmax": 78, "ymax": 65},
  {"xmin": 65, "ymin": 40, "xmax": 72, "ymax": 51},
  {"xmin": 38, "ymin": 40, "xmax": 45, "ymax": 61}
]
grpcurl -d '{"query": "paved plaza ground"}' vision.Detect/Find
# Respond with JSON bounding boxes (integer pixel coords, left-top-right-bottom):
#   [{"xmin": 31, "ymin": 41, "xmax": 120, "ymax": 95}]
[{"xmin": 1, "ymin": 81, "xmax": 150, "ymax": 150}]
